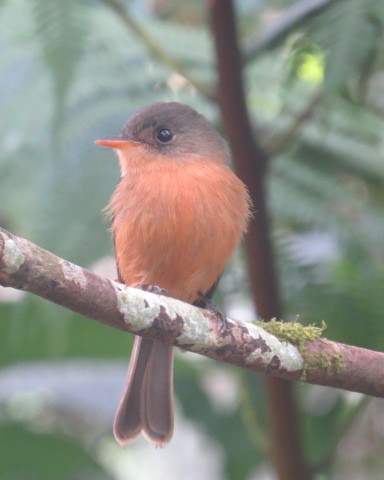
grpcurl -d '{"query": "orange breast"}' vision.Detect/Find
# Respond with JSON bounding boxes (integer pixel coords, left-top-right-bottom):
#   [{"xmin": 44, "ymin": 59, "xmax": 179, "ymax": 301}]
[{"xmin": 109, "ymin": 159, "xmax": 251, "ymax": 303}]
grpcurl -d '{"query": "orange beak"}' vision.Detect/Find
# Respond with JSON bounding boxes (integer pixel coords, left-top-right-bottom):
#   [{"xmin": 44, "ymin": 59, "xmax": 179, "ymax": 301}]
[{"xmin": 95, "ymin": 139, "xmax": 141, "ymax": 150}]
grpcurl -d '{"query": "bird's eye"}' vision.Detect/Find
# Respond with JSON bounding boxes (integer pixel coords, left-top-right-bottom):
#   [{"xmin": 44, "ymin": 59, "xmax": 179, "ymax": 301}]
[{"xmin": 156, "ymin": 128, "xmax": 174, "ymax": 144}]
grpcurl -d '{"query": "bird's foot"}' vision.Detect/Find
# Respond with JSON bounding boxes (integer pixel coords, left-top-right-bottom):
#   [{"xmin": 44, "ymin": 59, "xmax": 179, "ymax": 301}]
[
  {"xmin": 139, "ymin": 284, "xmax": 169, "ymax": 296},
  {"xmin": 194, "ymin": 291, "xmax": 227, "ymax": 329}
]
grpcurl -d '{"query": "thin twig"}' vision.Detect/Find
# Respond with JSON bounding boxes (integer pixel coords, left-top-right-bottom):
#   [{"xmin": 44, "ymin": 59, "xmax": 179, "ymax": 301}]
[
  {"xmin": 243, "ymin": 0, "xmax": 332, "ymax": 64},
  {"xmin": 263, "ymin": 90, "xmax": 323, "ymax": 155},
  {"xmin": 101, "ymin": 0, "xmax": 214, "ymax": 99}
]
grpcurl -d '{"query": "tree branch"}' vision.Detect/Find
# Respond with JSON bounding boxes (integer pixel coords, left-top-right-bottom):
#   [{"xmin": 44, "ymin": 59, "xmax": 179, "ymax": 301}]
[
  {"xmin": 243, "ymin": 0, "xmax": 332, "ymax": 64},
  {"xmin": 1, "ymin": 227, "xmax": 384, "ymax": 398}
]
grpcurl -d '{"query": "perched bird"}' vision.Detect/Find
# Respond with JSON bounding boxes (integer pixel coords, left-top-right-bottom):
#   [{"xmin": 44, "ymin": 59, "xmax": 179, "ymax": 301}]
[{"xmin": 96, "ymin": 102, "xmax": 251, "ymax": 447}]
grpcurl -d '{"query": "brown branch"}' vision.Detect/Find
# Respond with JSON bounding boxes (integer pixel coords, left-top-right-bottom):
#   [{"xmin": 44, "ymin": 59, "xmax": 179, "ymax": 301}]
[
  {"xmin": 1, "ymin": 228, "xmax": 384, "ymax": 398},
  {"xmin": 208, "ymin": 1, "xmax": 309, "ymax": 478}
]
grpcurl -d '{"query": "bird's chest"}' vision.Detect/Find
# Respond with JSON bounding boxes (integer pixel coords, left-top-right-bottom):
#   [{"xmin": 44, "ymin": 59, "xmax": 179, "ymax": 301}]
[
  {"xmin": 108, "ymin": 162, "xmax": 246, "ymax": 300},
  {"xmin": 113, "ymin": 171, "xmax": 205, "ymax": 247},
  {"xmin": 110, "ymin": 168, "xmax": 215, "ymax": 284}
]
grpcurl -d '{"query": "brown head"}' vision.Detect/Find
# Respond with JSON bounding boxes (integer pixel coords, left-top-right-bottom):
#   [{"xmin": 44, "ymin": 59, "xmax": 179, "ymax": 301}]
[{"xmin": 95, "ymin": 102, "xmax": 229, "ymax": 174}]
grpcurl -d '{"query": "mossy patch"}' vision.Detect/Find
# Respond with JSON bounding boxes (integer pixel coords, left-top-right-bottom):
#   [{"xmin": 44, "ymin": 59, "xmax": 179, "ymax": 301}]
[
  {"xmin": 302, "ymin": 351, "xmax": 345, "ymax": 379},
  {"xmin": 253, "ymin": 318, "xmax": 326, "ymax": 349},
  {"xmin": 253, "ymin": 318, "xmax": 344, "ymax": 380}
]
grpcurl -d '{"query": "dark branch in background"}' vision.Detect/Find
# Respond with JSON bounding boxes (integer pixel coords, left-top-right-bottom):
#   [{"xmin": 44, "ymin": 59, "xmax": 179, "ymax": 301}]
[
  {"xmin": 1, "ymin": 227, "xmax": 384, "ymax": 397},
  {"xmin": 208, "ymin": 1, "xmax": 310, "ymax": 479},
  {"xmin": 243, "ymin": 0, "xmax": 332, "ymax": 63}
]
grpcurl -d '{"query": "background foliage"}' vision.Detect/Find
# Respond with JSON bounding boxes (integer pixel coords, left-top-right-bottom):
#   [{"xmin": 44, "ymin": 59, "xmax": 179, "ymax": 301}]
[{"xmin": 1, "ymin": 0, "xmax": 384, "ymax": 479}]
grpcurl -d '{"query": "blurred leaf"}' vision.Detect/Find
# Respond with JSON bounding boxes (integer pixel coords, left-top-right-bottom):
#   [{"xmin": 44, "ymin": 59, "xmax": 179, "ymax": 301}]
[
  {"xmin": 0, "ymin": 296, "xmax": 133, "ymax": 367},
  {"xmin": 287, "ymin": 0, "xmax": 384, "ymax": 99},
  {"xmin": 0, "ymin": 423, "xmax": 111, "ymax": 480},
  {"xmin": 31, "ymin": 0, "xmax": 89, "ymax": 139},
  {"xmin": 176, "ymin": 366, "xmax": 265, "ymax": 480},
  {"xmin": 320, "ymin": 0, "xmax": 373, "ymax": 95}
]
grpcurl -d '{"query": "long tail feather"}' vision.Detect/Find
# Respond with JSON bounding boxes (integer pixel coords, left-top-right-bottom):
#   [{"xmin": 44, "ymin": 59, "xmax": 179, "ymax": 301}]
[
  {"xmin": 141, "ymin": 342, "xmax": 174, "ymax": 446},
  {"xmin": 113, "ymin": 337, "xmax": 174, "ymax": 446},
  {"xmin": 113, "ymin": 336, "xmax": 152, "ymax": 445}
]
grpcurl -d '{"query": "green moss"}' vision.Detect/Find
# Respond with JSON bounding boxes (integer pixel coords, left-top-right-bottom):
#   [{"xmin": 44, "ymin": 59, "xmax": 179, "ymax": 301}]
[
  {"xmin": 300, "ymin": 350, "xmax": 345, "ymax": 380},
  {"xmin": 253, "ymin": 318, "xmax": 327, "ymax": 349},
  {"xmin": 254, "ymin": 318, "xmax": 345, "ymax": 380},
  {"xmin": 331, "ymin": 352, "xmax": 345, "ymax": 373},
  {"xmin": 304, "ymin": 352, "xmax": 330, "ymax": 369}
]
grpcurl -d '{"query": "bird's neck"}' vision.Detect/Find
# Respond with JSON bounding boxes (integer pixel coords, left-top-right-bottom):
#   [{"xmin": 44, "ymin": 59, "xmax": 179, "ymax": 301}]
[{"xmin": 116, "ymin": 149, "xmax": 227, "ymax": 177}]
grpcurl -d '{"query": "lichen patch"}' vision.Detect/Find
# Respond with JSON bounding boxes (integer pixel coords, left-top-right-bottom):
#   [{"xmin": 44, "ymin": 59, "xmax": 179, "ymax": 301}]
[
  {"xmin": 3, "ymin": 239, "xmax": 25, "ymax": 274},
  {"xmin": 245, "ymin": 322, "xmax": 303, "ymax": 372},
  {"xmin": 61, "ymin": 260, "xmax": 87, "ymax": 289}
]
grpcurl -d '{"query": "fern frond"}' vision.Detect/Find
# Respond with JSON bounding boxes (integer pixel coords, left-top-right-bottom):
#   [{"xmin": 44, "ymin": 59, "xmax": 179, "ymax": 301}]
[
  {"xmin": 31, "ymin": 0, "xmax": 89, "ymax": 121},
  {"xmin": 270, "ymin": 153, "xmax": 384, "ymax": 243},
  {"xmin": 310, "ymin": 0, "xmax": 378, "ymax": 96}
]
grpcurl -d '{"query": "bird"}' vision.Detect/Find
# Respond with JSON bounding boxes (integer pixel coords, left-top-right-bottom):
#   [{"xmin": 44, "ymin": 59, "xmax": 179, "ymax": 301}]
[{"xmin": 96, "ymin": 102, "xmax": 252, "ymax": 447}]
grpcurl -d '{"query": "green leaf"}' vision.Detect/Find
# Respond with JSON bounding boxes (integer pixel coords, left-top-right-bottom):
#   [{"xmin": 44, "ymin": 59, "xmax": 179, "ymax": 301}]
[
  {"xmin": 31, "ymin": 0, "xmax": 89, "ymax": 139},
  {"xmin": 0, "ymin": 423, "xmax": 111, "ymax": 480}
]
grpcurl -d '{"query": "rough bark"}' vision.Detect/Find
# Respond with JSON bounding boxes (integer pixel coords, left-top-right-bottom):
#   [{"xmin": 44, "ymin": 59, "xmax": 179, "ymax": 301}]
[{"xmin": 1, "ymin": 228, "xmax": 384, "ymax": 398}]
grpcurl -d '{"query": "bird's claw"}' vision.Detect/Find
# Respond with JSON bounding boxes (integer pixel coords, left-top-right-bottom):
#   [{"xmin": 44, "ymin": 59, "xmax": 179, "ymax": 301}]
[
  {"xmin": 194, "ymin": 291, "xmax": 227, "ymax": 329},
  {"xmin": 139, "ymin": 284, "xmax": 169, "ymax": 296}
]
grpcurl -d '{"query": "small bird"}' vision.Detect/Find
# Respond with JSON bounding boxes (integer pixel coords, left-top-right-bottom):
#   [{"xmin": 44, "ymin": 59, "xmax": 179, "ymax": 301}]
[{"xmin": 96, "ymin": 102, "xmax": 251, "ymax": 447}]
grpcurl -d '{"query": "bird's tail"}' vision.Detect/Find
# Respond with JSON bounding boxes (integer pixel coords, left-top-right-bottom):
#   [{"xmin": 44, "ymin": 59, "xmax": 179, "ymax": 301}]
[{"xmin": 113, "ymin": 336, "xmax": 174, "ymax": 447}]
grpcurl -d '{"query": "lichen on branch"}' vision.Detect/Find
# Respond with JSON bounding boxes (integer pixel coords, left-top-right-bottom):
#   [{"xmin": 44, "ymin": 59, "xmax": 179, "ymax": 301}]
[{"xmin": 1, "ymin": 227, "xmax": 384, "ymax": 398}]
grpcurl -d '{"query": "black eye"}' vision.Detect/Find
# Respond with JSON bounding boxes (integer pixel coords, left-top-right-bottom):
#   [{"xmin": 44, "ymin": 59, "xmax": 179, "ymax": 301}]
[{"xmin": 156, "ymin": 128, "xmax": 173, "ymax": 144}]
